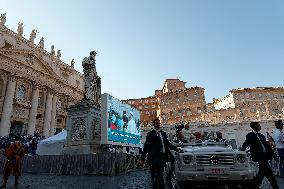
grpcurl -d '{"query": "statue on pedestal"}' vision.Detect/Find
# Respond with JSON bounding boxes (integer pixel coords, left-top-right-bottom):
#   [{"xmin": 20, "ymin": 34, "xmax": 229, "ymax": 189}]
[{"xmin": 65, "ymin": 50, "xmax": 102, "ymax": 155}]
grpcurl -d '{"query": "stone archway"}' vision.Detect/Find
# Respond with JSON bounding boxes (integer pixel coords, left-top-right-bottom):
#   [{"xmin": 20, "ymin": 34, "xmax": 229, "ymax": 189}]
[{"xmin": 10, "ymin": 120, "xmax": 23, "ymax": 137}]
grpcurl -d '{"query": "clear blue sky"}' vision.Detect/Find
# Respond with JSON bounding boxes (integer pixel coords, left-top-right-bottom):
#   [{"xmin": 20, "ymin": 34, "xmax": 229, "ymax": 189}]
[{"xmin": 1, "ymin": 0, "xmax": 284, "ymax": 102}]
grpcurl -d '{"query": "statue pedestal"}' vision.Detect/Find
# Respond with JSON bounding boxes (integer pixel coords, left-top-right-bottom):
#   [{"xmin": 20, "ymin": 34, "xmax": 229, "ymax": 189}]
[{"xmin": 63, "ymin": 99, "xmax": 102, "ymax": 154}]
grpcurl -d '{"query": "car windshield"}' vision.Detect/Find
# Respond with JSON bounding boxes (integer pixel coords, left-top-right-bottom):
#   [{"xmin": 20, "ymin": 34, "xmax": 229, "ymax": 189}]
[{"xmin": 178, "ymin": 141, "xmax": 227, "ymax": 147}]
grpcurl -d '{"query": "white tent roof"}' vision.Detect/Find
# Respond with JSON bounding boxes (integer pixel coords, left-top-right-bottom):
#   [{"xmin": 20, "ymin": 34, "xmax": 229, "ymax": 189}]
[{"xmin": 39, "ymin": 130, "xmax": 67, "ymax": 144}]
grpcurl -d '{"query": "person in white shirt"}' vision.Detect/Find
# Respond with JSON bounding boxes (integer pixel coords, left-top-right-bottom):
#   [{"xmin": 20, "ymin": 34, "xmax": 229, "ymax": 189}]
[
  {"xmin": 126, "ymin": 111, "xmax": 137, "ymax": 135},
  {"xmin": 273, "ymin": 120, "xmax": 284, "ymax": 177}
]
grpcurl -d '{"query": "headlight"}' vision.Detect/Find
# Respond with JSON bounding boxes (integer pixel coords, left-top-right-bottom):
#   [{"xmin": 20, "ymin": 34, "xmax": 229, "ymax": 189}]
[
  {"xmin": 183, "ymin": 155, "xmax": 192, "ymax": 164},
  {"xmin": 237, "ymin": 154, "xmax": 246, "ymax": 163}
]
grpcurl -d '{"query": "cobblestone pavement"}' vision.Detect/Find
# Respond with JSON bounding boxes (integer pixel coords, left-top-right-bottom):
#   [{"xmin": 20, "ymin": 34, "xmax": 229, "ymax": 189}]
[{"xmin": 0, "ymin": 171, "xmax": 283, "ymax": 189}]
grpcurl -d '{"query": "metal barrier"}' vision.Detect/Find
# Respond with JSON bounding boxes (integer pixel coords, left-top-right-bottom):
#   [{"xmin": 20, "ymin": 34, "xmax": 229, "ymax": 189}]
[{"xmin": 0, "ymin": 153, "xmax": 145, "ymax": 176}]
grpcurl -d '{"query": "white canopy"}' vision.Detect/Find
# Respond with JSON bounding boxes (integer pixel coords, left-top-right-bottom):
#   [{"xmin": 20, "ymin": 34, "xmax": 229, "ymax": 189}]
[
  {"xmin": 37, "ymin": 131, "xmax": 67, "ymax": 155},
  {"xmin": 39, "ymin": 130, "xmax": 67, "ymax": 144}
]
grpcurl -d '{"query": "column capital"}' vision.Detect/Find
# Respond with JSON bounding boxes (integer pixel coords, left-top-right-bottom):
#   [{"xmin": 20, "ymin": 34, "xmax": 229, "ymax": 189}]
[
  {"xmin": 7, "ymin": 74, "xmax": 17, "ymax": 82},
  {"xmin": 31, "ymin": 81, "xmax": 41, "ymax": 90},
  {"xmin": 45, "ymin": 87, "xmax": 55, "ymax": 96}
]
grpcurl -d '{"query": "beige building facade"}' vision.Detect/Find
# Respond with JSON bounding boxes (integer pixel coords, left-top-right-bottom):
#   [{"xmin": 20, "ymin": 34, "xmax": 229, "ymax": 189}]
[
  {"xmin": 208, "ymin": 87, "xmax": 284, "ymax": 123},
  {"xmin": 0, "ymin": 15, "xmax": 84, "ymax": 137},
  {"xmin": 123, "ymin": 79, "xmax": 206, "ymax": 126}
]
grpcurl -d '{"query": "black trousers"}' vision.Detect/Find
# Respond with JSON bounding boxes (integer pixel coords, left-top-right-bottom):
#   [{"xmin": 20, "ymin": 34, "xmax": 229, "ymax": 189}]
[
  {"xmin": 149, "ymin": 154, "xmax": 167, "ymax": 189},
  {"xmin": 150, "ymin": 165, "xmax": 165, "ymax": 189},
  {"xmin": 277, "ymin": 148, "xmax": 284, "ymax": 177},
  {"xmin": 255, "ymin": 160, "xmax": 279, "ymax": 189}
]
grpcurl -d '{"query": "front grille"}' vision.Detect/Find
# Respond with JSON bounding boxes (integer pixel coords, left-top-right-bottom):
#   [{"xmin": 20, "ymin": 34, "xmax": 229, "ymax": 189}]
[{"xmin": 196, "ymin": 154, "xmax": 235, "ymax": 166}]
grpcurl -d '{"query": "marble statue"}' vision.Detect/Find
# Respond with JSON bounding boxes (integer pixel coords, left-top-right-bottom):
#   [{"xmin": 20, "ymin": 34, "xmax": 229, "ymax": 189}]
[
  {"xmin": 82, "ymin": 51, "xmax": 99, "ymax": 102},
  {"xmin": 29, "ymin": 29, "xmax": 37, "ymax": 44},
  {"xmin": 50, "ymin": 45, "xmax": 55, "ymax": 56},
  {"xmin": 71, "ymin": 59, "xmax": 75, "ymax": 68},
  {"xmin": 57, "ymin": 50, "xmax": 61, "ymax": 58},
  {"xmin": 17, "ymin": 22, "xmax": 23, "ymax": 36},
  {"xmin": 38, "ymin": 37, "xmax": 44, "ymax": 50},
  {"xmin": 0, "ymin": 13, "xmax": 6, "ymax": 25}
]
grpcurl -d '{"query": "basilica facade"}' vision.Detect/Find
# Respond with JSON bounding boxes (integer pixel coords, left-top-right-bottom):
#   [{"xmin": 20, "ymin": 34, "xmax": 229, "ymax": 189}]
[{"xmin": 0, "ymin": 14, "xmax": 84, "ymax": 137}]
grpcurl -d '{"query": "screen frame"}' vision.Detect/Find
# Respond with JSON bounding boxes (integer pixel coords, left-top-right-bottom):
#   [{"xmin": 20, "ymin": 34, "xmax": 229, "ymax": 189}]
[{"xmin": 101, "ymin": 93, "xmax": 142, "ymax": 148}]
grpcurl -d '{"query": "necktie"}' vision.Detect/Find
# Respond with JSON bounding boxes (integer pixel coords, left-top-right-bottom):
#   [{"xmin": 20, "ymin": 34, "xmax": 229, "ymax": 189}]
[
  {"xmin": 157, "ymin": 131, "xmax": 165, "ymax": 153},
  {"xmin": 256, "ymin": 133, "xmax": 266, "ymax": 153}
]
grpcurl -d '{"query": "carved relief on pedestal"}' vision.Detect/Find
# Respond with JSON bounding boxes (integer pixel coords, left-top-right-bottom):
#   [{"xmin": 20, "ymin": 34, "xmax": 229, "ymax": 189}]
[
  {"xmin": 71, "ymin": 118, "xmax": 87, "ymax": 141},
  {"xmin": 91, "ymin": 117, "xmax": 101, "ymax": 140}
]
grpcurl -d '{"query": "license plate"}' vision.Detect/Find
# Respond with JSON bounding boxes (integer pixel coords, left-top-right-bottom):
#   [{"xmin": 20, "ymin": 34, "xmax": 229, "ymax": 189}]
[{"xmin": 206, "ymin": 168, "xmax": 228, "ymax": 175}]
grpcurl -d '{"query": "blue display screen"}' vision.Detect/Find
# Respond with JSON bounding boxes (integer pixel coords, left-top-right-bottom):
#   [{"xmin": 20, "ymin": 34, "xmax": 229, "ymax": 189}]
[{"xmin": 106, "ymin": 95, "xmax": 141, "ymax": 145}]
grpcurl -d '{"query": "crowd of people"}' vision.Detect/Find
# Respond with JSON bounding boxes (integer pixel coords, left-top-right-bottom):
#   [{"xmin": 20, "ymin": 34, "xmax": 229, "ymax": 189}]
[
  {"xmin": 171, "ymin": 123, "xmax": 226, "ymax": 144},
  {"xmin": 0, "ymin": 133, "xmax": 45, "ymax": 188},
  {"xmin": 0, "ymin": 134, "xmax": 44, "ymax": 157}
]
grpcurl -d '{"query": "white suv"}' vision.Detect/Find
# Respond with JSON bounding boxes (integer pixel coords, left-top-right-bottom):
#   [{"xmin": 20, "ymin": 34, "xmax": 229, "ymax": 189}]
[{"xmin": 168, "ymin": 142, "xmax": 258, "ymax": 189}]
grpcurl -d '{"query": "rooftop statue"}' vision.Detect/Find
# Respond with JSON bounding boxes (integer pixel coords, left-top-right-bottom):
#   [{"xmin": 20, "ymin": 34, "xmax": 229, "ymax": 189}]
[
  {"xmin": 38, "ymin": 37, "xmax": 44, "ymax": 50},
  {"xmin": 71, "ymin": 59, "xmax": 75, "ymax": 68},
  {"xmin": 0, "ymin": 13, "xmax": 6, "ymax": 25},
  {"xmin": 50, "ymin": 45, "xmax": 55, "ymax": 56},
  {"xmin": 29, "ymin": 29, "xmax": 37, "ymax": 44},
  {"xmin": 57, "ymin": 50, "xmax": 61, "ymax": 58},
  {"xmin": 17, "ymin": 22, "xmax": 23, "ymax": 36}
]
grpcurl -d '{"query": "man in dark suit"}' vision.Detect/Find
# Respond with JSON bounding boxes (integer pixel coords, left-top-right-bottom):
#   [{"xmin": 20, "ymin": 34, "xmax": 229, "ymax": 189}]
[
  {"xmin": 241, "ymin": 121, "xmax": 279, "ymax": 189},
  {"xmin": 140, "ymin": 118, "xmax": 177, "ymax": 189}
]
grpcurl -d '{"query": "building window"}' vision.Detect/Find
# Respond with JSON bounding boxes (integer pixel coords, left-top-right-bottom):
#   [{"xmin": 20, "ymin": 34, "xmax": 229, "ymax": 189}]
[
  {"xmin": 197, "ymin": 107, "xmax": 202, "ymax": 114},
  {"xmin": 152, "ymin": 105, "xmax": 155, "ymax": 109},
  {"xmin": 187, "ymin": 109, "xmax": 191, "ymax": 116},
  {"xmin": 16, "ymin": 85, "xmax": 26, "ymax": 101},
  {"xmin": 144, "ymin": 105, "xmax": 148, "ymax": 109}
]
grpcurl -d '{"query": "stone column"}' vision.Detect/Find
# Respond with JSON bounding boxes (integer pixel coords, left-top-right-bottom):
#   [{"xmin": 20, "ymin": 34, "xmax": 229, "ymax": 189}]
[
  {"xmin": 0, "ymin": 76, "xmax": 16, "ymax": 136},
  {"xmin": 27, "ymin": 85, "xmax": 39, "ymax": 135},
  {"xmin": 43, "ymin": 92, "xmax": 53, "ymax": 137},
  {"xmin": 50, "ymin": 95, "xmax": 57, "ymax": 136}
]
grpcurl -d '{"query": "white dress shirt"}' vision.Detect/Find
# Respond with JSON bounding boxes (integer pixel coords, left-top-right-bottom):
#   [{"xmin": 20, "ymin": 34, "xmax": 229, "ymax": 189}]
[
  {"xmin": 273, "ymin": 129, "xmax": 284, "ymax": 149},
  {"xmin": 155, "ymin": 129, "xmax": 165, "ymax": 153}
]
